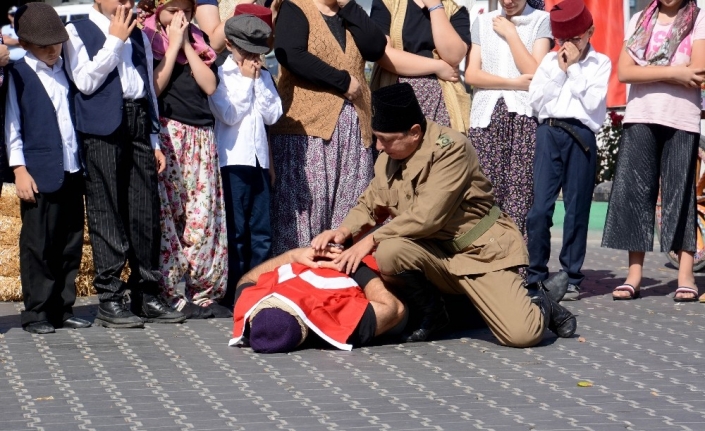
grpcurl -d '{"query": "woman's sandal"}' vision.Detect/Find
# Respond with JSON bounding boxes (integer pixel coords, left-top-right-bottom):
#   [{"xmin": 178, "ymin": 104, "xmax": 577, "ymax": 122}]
[
  {"xmin": 612, "ymin": 284, "xmax": 640, "ymax": 300},
  {"xmin": 673, "ymin": 286, "xmax": 699, "ymax": 303}
]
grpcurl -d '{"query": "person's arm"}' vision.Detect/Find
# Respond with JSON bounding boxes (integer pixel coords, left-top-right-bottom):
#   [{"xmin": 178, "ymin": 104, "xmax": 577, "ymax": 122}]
[
  {"xmin": 4, "ymin": 75, "xmax": 37, "ymax": 203},
  {"xmin": 194, "ymin": 3, "xmax": 226, "ymax": 53},
  {"xmin": 0, "ymin": 43, "xmax": 8, "ymax": 67},
  {"xmin": 425, "ymin": 1, "xmax": 468, "ymax": 66},
  {"xmin": 464, "ymin": 43, "xmax": 532, "ymax": 90},
  {"xmin": 153, "ymin": 11, "xmax": 188, "ymax": 97},
  {"xmin": 617, "ymin": 42, "xmax": 704, "ymax": 86},
  {"xmin": 1, "ymin": 29, "xmax": 19, "ymax": 46},
  {"xmin": 274, "ymin": 1, "xmax": 354, "ymax": 94},
  {"xmin": 528, "ymin": 53, "xmax": 563, "ymax": 113},
  {"xmin": 63, "ymin": 8, "xmax": 136, "ymax": 95},
  {"xmin": 182, "ymin": 28, "xmax": 217, "ymax": 95},
  {"xmin": 564, "ymin": 53, "xmax": 612, "ymax": 115},
  {"xmin": 239, "ymin": 247, "xmax": 344, "ymax": 285},
  {"xmin": 492, "ymin": 16, "xmax": 550, "ymax": 75},
  {"xmin": 254, "ymin": 70, "xmax": 283, "ymax": 126},
  {"xmin": 208, "ymin": 68, "xmax": 253, "ymax": 126},
  {"xmin": 337, "ymin": 0, "xmax": 387, "ymax": 62},
  {"xmin": 142, "ymin": 33, "xmax": 162, "ymax": 155}
]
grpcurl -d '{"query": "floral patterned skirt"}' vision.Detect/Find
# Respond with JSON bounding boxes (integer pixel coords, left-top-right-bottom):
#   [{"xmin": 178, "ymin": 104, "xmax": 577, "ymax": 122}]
[
  {"xmin": 398, "ymin": 75, "xmax": 451, "ymax": 127},
  {"xmin": 270, "ymin": 102, "xmax": 374, "ymax": 256},
  {"xmin": 468, "ymin": 98, "xmax": 538, "ymax": 239},
  {"xmin": 157, "ymin": 118, "xmax": 228, "ymax": 307}
]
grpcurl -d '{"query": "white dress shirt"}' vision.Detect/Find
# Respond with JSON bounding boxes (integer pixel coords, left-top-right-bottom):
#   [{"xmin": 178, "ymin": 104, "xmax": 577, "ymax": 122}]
[
  {"xmin": 5, "ymin": 54, "xmax": 80, "ymax": 174},
  {"xmin": 528, "ymin": 47, "xmax": 612, "ymax": 134},
  {"xmin": 63, "ymin": 8, "xmax": 160, "ymax": 149},
  {"xmin": 209, "ymin": 56, "xmax": 283, "ymax": 168}
]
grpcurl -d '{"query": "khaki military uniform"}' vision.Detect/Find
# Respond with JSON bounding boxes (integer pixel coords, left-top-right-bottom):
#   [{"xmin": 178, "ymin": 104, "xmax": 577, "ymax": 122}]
[{"xmin": 340, "ymin": 121, "xmax": 545, "ymax": 347}]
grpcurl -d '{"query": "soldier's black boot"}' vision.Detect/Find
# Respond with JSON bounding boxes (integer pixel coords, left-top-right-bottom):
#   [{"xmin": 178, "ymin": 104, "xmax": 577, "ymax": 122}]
[
  {"xmin": 527, "ymin": 282, "xmax": 577, "ymax": 338},
  {"xmin": 541, "ymin": 271, "xmax": 570, "ymax": 302},
  {"xmin": 386, "ymin": 271, "xmax": 450, "ymax": 342}
]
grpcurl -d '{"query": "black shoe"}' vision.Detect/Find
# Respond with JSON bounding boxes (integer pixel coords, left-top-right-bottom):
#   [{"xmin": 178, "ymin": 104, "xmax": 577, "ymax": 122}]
[
  {"xmin": 385, "ymin": 271, "xmax": 449, "ymax": 343},
  {"xmin": 542, "ymin": 272, "xmax": 570, "ymax": 302},
  {"xmin": 23, "ymin": 321, "xmax": 55, "ymax": 334},
  {"xmin": 62, "ymin": 317, "xmax": 92, "ymax": 329},
  {"xmin": 207, "ymin": 302, "xmax": 233, "ymax": 318},
  {"xmin": 131, "ymin": 293, "xmax": 187, "ymax": 324},
  {"xmin": 527, "ymin": 284, "xmax": 577, "ymax": 338},
  {"xmin": 96, "ymin": 300, "xmax": 145, "ymax": 328},
  {"xmin": 178, "ymin": 302, "xmax": 214, "ymax": 319}
]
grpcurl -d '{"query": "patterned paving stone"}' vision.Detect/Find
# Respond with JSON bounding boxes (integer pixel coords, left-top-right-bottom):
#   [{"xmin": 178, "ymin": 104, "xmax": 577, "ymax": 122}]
[{"xmin": 3, "ymin": 242, "xmax": 705, "ymax": 430}]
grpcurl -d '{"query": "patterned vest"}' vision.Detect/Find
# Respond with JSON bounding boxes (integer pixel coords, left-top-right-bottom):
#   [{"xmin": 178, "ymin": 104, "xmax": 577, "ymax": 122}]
[{"xmin": 271, "ymin": 0, "xmax": 372, "ymax": 147}]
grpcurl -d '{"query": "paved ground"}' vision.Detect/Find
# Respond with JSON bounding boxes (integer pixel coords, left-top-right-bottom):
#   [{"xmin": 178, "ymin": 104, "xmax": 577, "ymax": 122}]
[{"xmin": 2, "ymin": 238, "xmax": 705, "ymax": 431}]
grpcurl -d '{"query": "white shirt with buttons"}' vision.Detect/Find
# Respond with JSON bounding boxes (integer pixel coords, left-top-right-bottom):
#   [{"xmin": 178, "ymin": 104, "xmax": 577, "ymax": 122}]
[{"xmin": 5, "ymin": 53, "xmax": 80, "ymax": 174}]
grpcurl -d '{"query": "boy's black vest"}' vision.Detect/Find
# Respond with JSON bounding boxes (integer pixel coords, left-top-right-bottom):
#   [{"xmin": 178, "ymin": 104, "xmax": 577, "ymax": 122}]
[
  {"xmin": 68, "ymin": 19, "xmax": 159, "ymax": 136},
  {"xmin": 8, "ymin": 59, "xmax": 69, "ymax": 194}
]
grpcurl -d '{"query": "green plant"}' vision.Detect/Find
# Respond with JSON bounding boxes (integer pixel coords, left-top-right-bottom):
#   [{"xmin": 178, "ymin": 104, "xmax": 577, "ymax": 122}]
[{"xmin": 596, "ymin": 110, "xmax": 623, "ymax": 184}]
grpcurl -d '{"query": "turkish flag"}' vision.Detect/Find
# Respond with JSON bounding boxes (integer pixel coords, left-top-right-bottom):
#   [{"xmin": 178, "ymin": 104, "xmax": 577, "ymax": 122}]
[{"xmin": 544, "ymin": 0, "xmax": 627, "ymax": 107}]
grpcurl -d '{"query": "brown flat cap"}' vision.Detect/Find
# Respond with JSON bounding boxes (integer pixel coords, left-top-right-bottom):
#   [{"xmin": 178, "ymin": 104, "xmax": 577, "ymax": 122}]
[{"xmin": 15, "ymin": 2, "xmax": 69, "ymax": 46}]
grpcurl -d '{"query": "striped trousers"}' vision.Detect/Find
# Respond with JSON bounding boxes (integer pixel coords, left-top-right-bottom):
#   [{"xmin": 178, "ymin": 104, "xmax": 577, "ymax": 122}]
[{"xmin": 81, "ymin": 99, "xmax": 162, "ymax": 302}]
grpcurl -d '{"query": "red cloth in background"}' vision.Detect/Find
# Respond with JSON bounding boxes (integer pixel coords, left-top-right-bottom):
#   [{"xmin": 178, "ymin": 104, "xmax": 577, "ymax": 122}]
[{"xmin": 545, "ymin": 0, "xmax": 626, "ymax": 107}]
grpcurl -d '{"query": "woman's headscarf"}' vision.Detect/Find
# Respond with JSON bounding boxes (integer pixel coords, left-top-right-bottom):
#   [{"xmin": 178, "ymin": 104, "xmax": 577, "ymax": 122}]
[
  {"xmin": 627, "ymin": 0, "xmax": 699, "ymax": 66},
  {"xmin": 527, "ymin": 0, "xmax": 545, "ymax": 11},
  {"xmin": 139, "ymin": 0, "xmax": 217, "ymax": 66}
]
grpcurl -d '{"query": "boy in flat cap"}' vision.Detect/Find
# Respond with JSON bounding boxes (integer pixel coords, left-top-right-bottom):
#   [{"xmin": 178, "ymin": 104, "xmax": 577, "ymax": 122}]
[
  {"xmin": 527, "ymin": 0, "xmax": 611, "ymax": 301},
  {"xmin": 209, "ymin": 14, "xmax": 282, "ymax": 309},
  {"xmin": 5, "ymin": 3, "xmax": 90, "ymax": 333},
  {"xmin": 63, "ymin": 0, "xmax": 186, "ymax": 327},
  {"xmin": 312, "ymin": 83, "xmax": 577, "ymax": 347}
]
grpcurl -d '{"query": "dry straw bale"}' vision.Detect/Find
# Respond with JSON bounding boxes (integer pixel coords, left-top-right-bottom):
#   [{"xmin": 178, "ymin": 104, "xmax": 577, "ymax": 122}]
[
  {"xmin": 0, "ymin": 184, "xmax": 20, "ymax": 218},
  {"xmin": 0, "ymin": 276, "xmax": 22, "ymax": 302}
]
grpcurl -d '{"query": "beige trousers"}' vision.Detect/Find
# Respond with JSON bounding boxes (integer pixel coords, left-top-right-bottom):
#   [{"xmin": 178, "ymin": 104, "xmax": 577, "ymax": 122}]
[{"xmin": 375, "ymin": 238, "xmax": 546, "ymax": 348}]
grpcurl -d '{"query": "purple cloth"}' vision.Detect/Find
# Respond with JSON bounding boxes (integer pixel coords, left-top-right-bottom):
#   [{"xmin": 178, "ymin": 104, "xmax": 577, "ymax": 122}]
[{"xmin": 249, "ymin": 308, "xmax": 303, "ymax": 353}]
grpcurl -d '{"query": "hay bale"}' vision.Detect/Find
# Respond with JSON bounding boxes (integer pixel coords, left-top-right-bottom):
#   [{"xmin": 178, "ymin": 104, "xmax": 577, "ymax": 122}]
[
  {"xmin": 0, "ymin": 215, "xmax": 21, "ymax": 247},
  {"xmin": 0, "ymin": 184, "xmax": 20, "ymax": 218},
  {"xmin": 0, "ymin": 245, "xmax": 19, "ymax": 277},
  {"xmin": 0, "ymin": 276, "xmax": 22, "ymax": 302}
]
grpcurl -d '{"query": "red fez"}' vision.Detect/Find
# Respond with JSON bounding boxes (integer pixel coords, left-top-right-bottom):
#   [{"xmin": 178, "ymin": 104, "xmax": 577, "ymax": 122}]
[
  {"xmin": 234, "ymin": 4, "xmax": 273, "ymax": 30},
  {"xmin": 550, "ymin": 0, "xmax": 593, "ymax": 40}
]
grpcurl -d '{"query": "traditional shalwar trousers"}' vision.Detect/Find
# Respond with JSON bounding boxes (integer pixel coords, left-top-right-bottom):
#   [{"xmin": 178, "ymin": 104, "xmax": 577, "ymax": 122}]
[
  {"xmin": 19, "ymin": 172, "xmax": 84, "ymax": 326},
  {"xmin": 526, "ymin": 120, "xmax": 597, "ymax": 286}
]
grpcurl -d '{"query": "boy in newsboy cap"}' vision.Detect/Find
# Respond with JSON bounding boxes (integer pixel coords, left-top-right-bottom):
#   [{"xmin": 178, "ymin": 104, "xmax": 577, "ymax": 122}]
[
  {"xmin": 526, "ymin": 0, "xmax": 611, "ymax": 302},
  {"xmin": 5, "ymin": 3, "xmax": 91, "ymax": 333},
  {"xmin": 209, "ymin": 14, "xmax": 282, "ymax": 309}
]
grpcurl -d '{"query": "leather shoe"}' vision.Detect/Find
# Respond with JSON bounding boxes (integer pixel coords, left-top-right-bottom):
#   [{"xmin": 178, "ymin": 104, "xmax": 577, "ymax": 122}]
[
  {"xmin": 24, "ymin": 321, "xmax": 55, "ymax": 334},
  {"xmin": 62, "ymin": 316, "xmax": 92, "ymax": 329},
  {"xmin": 179, "ymin": 302, "xmax": 214, "ymax": 319},
  {"xmin": 542, "ymin": 271, "xmax": 570, "ymax": 302},
  {"xmin": 131, "ymin": 292, "xmax": 187, "ymax": 323},
  {"xmin": 528, "ymin": 284, "xmax": 577, "ymax": 338},
  {"xmin": 95, "ymin": 300, "xmax": 145, "ymax": 328},
  {"xmin": 207, "ymin": 302, "xmax": 233, "ymax": 318}
]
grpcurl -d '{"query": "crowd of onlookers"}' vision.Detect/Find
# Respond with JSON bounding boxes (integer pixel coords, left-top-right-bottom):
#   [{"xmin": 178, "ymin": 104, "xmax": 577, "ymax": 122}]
[{"xmin": 0, "ymin": 0, "xmax": 703, "ymax": 336}]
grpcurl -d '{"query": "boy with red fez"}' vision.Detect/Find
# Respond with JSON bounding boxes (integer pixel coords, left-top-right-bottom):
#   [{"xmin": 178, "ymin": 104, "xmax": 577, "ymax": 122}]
[
  {"xmin": 63, "ymin": 0, "xmax": 186, "ymax": 327},
  {"xmin": 4, "ymin": 3, "xmax": 90, "ymax": 333},
  {"xmin": 526, "ymin": 0, "xmax": 611, "ymax": 301}
]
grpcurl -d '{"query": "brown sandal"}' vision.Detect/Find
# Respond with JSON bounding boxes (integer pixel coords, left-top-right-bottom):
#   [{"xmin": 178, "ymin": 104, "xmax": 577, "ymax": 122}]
[{"xmin": 612, "ymin": 284, "xmax": 640, "ymax": 301}]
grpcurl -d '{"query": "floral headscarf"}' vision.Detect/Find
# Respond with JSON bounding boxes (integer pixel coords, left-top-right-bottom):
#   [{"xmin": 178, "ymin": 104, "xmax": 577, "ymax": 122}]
[
  {"xmin": 140, "ymin": 0, "xmax": 217, "ymax": 66},
  {"xmin": 627, "ymin": 0, "xmax": 700, "ymax": 66}
]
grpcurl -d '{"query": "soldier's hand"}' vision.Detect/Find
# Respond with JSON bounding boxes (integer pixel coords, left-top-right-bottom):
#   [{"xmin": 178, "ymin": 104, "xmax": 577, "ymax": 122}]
[
  {"xmin": 311, "ymin": 228, "xmax": 349, "ymax": 251},
  {"xmin": 291, "ymin": 246, "xmax": 343, "ymax": 269},
  {"xmin": 333, "ymin": 234, "xmax": 375, "ymax": 275}
]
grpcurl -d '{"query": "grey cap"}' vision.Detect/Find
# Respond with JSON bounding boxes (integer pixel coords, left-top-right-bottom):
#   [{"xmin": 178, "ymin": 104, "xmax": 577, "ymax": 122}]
[{"xmin": 224, "ymin": 14, "xmax": 271, "ymax": 55}]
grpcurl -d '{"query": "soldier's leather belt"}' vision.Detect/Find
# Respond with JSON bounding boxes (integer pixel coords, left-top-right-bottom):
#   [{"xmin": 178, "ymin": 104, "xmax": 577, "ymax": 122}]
[{"xmin": 440, "ymin": 205, "xmax": 501, "ymax": 254}]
